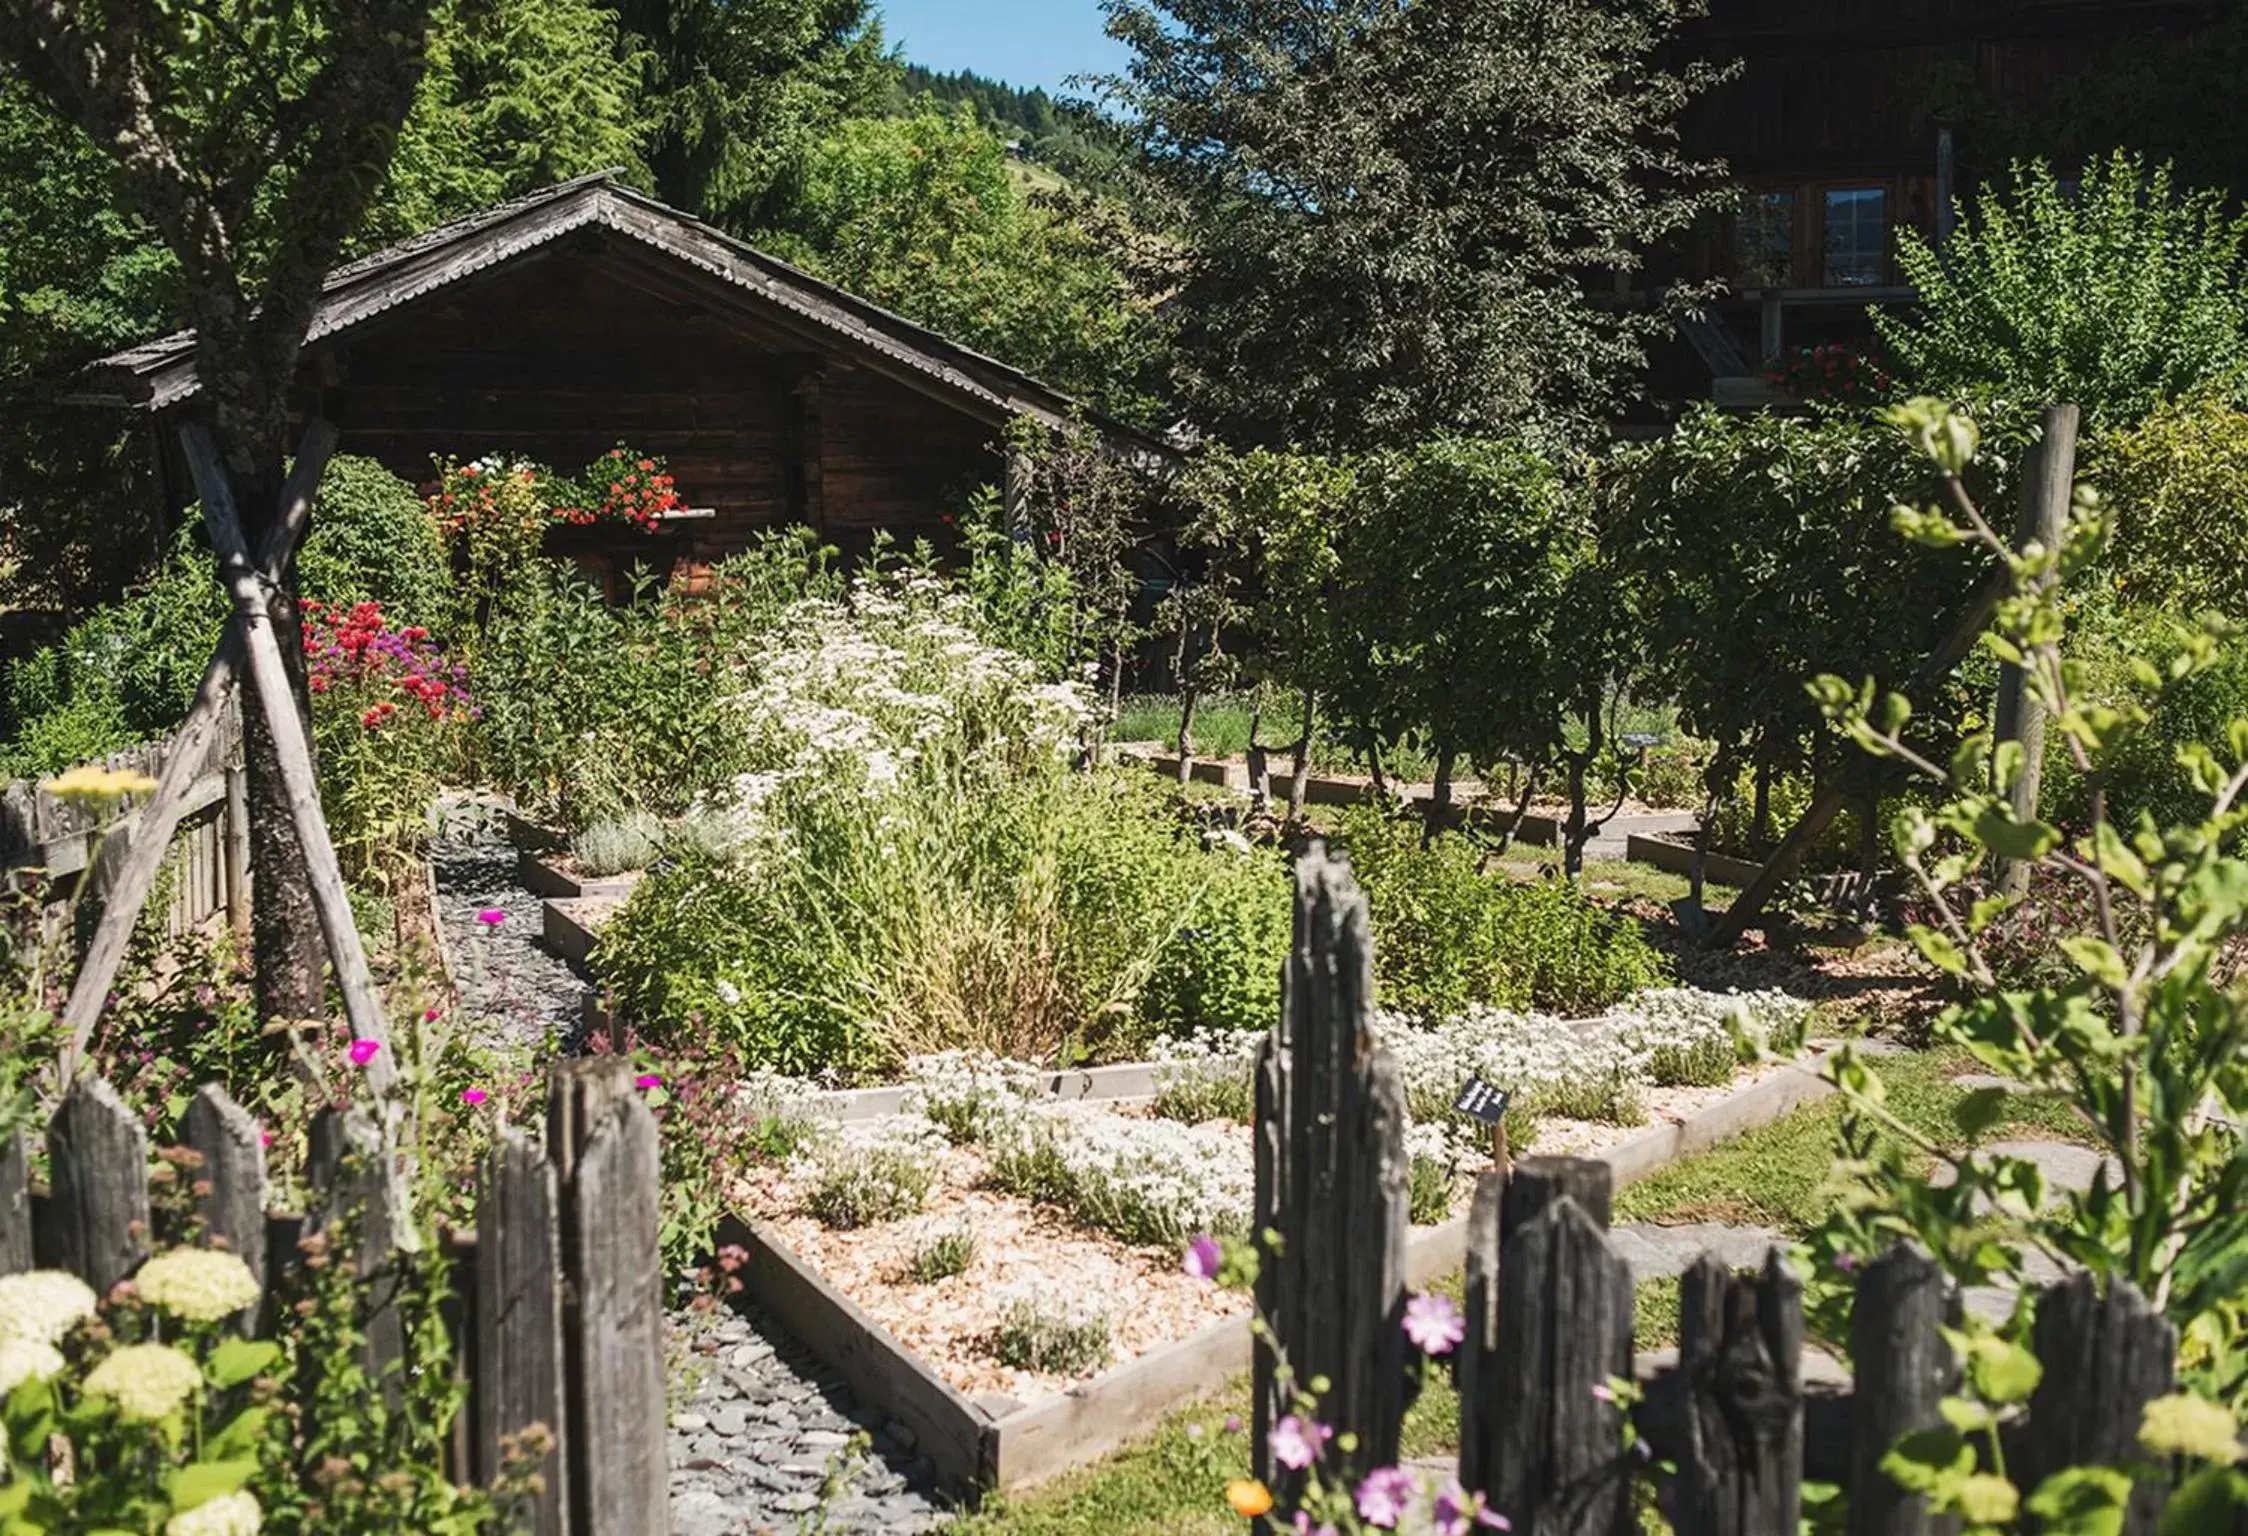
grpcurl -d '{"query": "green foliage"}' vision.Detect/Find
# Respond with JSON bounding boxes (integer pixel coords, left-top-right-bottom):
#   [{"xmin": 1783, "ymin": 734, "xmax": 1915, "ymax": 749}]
[
  {"xmin": 1406, "ymin": 1155, "xmax": 1454, "ymax": 1226},
  {"xmin": 1095, "ymin": 0, "xmax": 1731, "ymax": 451},
  {"xmin": 1337, "ymin": 806, "xmax": 1671, "ymax": 1020},
  {"xmin": 993, "ymin": 1297, "xmax": 1111, "ymax": 1377},
  {"xmin": 297, "ymin": 455, "xmax": 456, "ymax": 631},
  {"xmin": 1877, "ymin": 154, "xmax": 2248, "ymax": 427},
  {"xmin": 2099, "ymin": 401, "xmax": 2248, "ymax": 622},
  {"xmin": 1137, "ymin": 852, "xmax": 1290, "ymax": 1039},
  {"xmin": 908, "ymin": 1227, "xmax": 977, "ymax": 1284},
  {"xmin": 755, "ymin": 103, "xmax": 1163, "ymax": 422}
]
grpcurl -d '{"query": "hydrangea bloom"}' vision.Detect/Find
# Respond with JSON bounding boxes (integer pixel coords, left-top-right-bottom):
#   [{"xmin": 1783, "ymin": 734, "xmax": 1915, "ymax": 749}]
[
  {"xmin": 0, "ymin": 1270, "xmax": 97, "ymax": 1346},
  {"xmin": 84, "ymin": 1342, "xmax": 203, "ymax": 1420},
  {"xmin": 166, "ymin": 1490, "xmax": 263, "ymax": 1536},
  {"xmin": 0, "ymin": 1338, "xmax": 66, "ymax": 1395},
  {"xmin": 135, "ymin": 1249, "xmax": 262, "ymax": 1323}
]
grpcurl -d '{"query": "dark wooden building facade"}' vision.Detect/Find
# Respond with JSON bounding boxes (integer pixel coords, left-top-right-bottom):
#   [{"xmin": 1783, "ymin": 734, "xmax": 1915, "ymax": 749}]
[
  {"xmin": 68, "ymin": 172, "xmax": 1167, "ymax": 584},
  {"xmin": 1655, "ymin": 0, "xmax": 2227, "ymax": 401}
]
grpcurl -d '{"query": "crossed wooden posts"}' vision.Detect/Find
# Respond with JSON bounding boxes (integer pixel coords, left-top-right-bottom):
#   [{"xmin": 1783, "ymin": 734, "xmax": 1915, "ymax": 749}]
[{"xmin": 56, "ymin": 420, "xmax": 391, "ymax": 1088}]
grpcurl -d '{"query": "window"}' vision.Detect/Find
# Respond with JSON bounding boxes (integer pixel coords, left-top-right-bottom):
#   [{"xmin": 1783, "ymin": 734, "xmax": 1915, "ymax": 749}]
[
  {"xmin": 1733, "ymin": 191, "xmax": 1794, "ymax": 288},
  {"xmin": 1822, "ymin": 187, "xmax": 1887, "ymax": 286}
]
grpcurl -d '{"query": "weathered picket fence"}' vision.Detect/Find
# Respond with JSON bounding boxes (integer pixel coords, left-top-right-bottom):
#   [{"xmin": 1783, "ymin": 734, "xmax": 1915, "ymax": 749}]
[
  {"xmin": 0, "ymin": 705, "xmax": 248, "ymax": 938},
  {"xmin": 0, "ymin": 1058, "xmax": 669, "ymax": 1536},
  {"xmin": 1258, "ymin": 845, "xmax": 2187, "ymax": 1536}
]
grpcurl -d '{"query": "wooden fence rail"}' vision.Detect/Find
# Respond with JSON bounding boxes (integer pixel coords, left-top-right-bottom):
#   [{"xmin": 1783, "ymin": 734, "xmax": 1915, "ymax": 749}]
[
  {"xmin": 1262, "ymin": 846, "xmax": 2187, "ymax": 1536},
  {"xmin": 0, "ymin": 1059, "xmax": 668, "ymax": 1536}
]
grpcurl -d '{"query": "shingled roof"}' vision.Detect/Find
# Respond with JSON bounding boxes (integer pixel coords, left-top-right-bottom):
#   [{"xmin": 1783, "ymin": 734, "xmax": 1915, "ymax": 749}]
[{"xmin": 67, "ymin": 169, "xmax": 1174, "ymax": 458}]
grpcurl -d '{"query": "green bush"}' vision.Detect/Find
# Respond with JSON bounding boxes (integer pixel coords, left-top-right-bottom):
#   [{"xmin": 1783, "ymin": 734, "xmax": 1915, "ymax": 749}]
[
  {"xmin": 2098, "ymin": 401, "xmax": 2248, "ymax": 622},
  {"xmin": 1336, "ymin": 806, "xmax": 1671, "ymax": 1019},
  {"xmin": 1136, "ymin": 851, "xmax": 1291, "ymax": 1038},
  {"xmin": 2045, "ymin": 610, "xmax": 2248, "ymax": 839},
  {"xmin": 297, "ymin": 453, "xmax": 455, "ymax": 631}
]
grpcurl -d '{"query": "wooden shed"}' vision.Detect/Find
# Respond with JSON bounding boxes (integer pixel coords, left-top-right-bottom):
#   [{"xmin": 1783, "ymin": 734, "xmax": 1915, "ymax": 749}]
[{"xmin": 66, "ymin": 170, "xmax": 1170, "ymax": 585}]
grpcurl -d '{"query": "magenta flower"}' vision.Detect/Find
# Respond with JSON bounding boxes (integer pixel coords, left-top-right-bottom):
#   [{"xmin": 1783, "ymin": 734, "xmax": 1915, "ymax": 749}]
[
  {"xmin": 258, "ymin": 1128, "xmax": 273, "ymax": 1149},
  {"xmin": 1355, "ymin": 1466, "xmax": 1418, "ymax": 1529},
  {"xmin": 635, "ymin": 1074, "xmax": 663, "ymax": 1090},
  {"xmin": 475, "ymin": 908, "xmax": 506, "ymax": 926},
  {"xmin": 1403, "ymin": 1292, "xmax": 1466, "ymax": 1356},
  {"xmin": 1223, "ymin": 1414, "xmax": 1243, "ymax": 1434},
  {"xmin": 1183, "ymin": 1234, "xmax": 1222, "ymax": 1281},
  {"xmin": 423, "ymin": 1007, "xmax": 442, "ymax": 1022},
  {"xmin": 349, "ymin": 1039, "xmax": 383, "ymax": 1067},
  {"xmin": 1433, "ymin": 1480, "xmax": 1511, "ymax": 1534},
  {"xmin": 1293, "ymin": 1516, "xmax": 1339, "ymax": 1536},
  {"xmin": 1267, "ymin": 1414, "xmax": 1331, "ymax": 1471},
  {"xmin": 461, "ymin": 1088, "xmax": 489, "ymax": 1106}
]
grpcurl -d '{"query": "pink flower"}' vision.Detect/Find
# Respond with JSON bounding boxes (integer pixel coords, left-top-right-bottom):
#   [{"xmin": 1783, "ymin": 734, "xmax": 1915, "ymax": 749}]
[
  {"xmin": 461, "ymin": 1089, "xmax": 488, "ymax": 1106},
  {"xmin": 635, "ymin": 1074, "xmax": 663, "ymax": 1090},
  {"xmin": 1223, "ymin": 1414, "xmax": 1243, "ymax": 1434},
  {"xmin": 423, "ymin": 1007, "xmax": 442, "ymax": 1022},
  {"xmin": 1433, "ymin": 1480, "xmax": 1511, "ymax": 1534},
  {"xmin": 1356, "ymin": 1466, "xmax": 1418, "ymax": 1528},
  {"xmin": 1267, "ymin": 1414, "xmax": 1331, "ymax": 1471},
  {"xmin": 475, "ymin": 908, "xmax": 507, "ymax": 927},
  {"xmin": 349, "ymin": 1039, "xmax": 383, "ymax": 1067},
  {"xmin": 1591, "ymin": 1381, "xmax": 1617, "ymax": 1404},
  {"xmin": 1183, "ymin": 1234, "xmax": 1222, "ymax": 1281},
  {"xmin": 1404, "ymin": 1292, "xmax": 1465, "ymax": 1356},
  {"xmin": 259, "ymin": 1128, "xmax": 274, "ymax": 1149}
]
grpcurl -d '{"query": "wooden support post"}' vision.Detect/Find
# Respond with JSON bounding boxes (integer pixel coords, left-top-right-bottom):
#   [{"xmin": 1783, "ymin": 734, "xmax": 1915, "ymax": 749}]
[
  {"xmin": 1253, "ymin": 847, "xmax": 1411, "ymax": 1511},
  {"xmin": 550, "ymin": 1060, "xmax": 668, "ymax": 1536},
  {"xmin": 2015, "ymin": 1275, "xmax": 2175, "ymax": 1536},
  {"xmin": 57, "ymin": 423, "xmax": 338, "ymax": 1077},
  {"xmin": 784, "ymin": 367, "xmax": 825, "ymax": 534},
  {"xmin": 477, "ymin": 1131, "xmax": 571, "ymax": 1536},
  {"xmin": 180, "ymin": 423, "xmax": 392, "ymax": 1090},
  {"xmin": 46, "ymin": 1076, "xmax": 151, "ymax": 1295},
  {"xmin": 1992, "ymin": 404, "xmax": 2078, "ymax": 898},
  {"xmin": 1673, "ymin": 1250, "xmax": 1804, "ymax": 1536},
  {"xmin": 0, "ymin": 1128, "xmax": 29, "ymax": 1276},
  {"xmin": 1848, "ymin": 1245, "xmax": 1957, "ymax": 1536},
  {"xmin": 225, "ymin": 759, "xmax": 251, "ymax": 937},
  {"xmin": 185, "ymin": 1084, "xmax": 268, "ymax": 1330},
  {"xmin": 1005, "ymin": 442, "xmax": 1035, "ymax": 544},
  {"xmin": 1761, "ymin": 293, "xmax": 1785, "ymax": 366}
]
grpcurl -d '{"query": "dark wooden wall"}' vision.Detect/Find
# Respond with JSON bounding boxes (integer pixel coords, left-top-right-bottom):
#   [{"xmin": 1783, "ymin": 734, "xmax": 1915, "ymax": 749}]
[{"xmin": 276, "ymin": 231, "xmax": 1002, "ymax": 572}]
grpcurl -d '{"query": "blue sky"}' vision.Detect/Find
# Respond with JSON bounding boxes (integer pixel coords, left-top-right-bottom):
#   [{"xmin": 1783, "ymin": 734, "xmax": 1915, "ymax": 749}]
[{"xmin": 878, "ymin": 0, "xmax": 1130, "ymax": 96}]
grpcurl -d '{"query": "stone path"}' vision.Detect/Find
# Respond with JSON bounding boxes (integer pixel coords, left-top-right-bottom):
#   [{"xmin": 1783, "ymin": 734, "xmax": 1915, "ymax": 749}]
[
  {"xmin": 669, "ymin": 1303, "xmax": 952, "ymax": 1536},
  {"xmin": 430, "ymin": 830, "xmax": 596, "ymax": 1053}
]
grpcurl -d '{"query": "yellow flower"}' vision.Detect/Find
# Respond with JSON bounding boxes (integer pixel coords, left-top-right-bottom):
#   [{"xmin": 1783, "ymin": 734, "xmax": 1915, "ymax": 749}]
[
  {"xmin": 84, "ymin": 1342, "xmax": 203, "ymax": 1420},
  {"xmin": 2141, "ymin": 1394, "xmax": 2242, "ymax": 1463},
  {"xmin": 1226, "ymin": 1479, "xmax": 1274, "ymax": 1518},
  {"xmin": 136, "ymin": 1249, "xmax": 262, "ymax": 1324},
  {"xmin": 0, "ymin": 1338, "xmax": 66, "ymax": 1394},
  {"xmin": 0, "ymin": 1270, "xmax": 98, "ymax": 1345},
  {"xmin": 166, "ymin": 1490, "xmax": 262, "ymax": 1536},
  {"xmin": 44, "ymin": 763, "xmax": 158, "ymax": 810}
]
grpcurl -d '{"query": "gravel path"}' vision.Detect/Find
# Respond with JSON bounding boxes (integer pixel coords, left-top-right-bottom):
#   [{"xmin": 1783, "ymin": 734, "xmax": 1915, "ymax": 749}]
[
  {"xmin": 670, "ymin": 1304, "xmax": 953, "ymax": 1535},
  {"xmin": 430, "ymin": 833, "xmax": 593, "ymax": 1053}
]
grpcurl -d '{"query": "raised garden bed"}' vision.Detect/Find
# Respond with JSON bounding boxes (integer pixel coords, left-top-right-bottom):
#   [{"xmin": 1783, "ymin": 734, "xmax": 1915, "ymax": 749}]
[
  {"xmin": 1627, "ymin": 830, "xmax": 1762, "ymax": 888},
  {"xmin": 517, "ymin": 843, "xmax": 642, "ymax": 901},
  {"xmin": 542, "ymin": 894, "xmax": 619, "ymax": 965}
]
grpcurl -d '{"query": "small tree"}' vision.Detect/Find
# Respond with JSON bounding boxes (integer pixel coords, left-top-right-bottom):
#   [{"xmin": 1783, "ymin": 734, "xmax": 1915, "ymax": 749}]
[
  {"xmin": 1878, "ymin": 153, "xmax": 2248, "ymax": 428},
  {"xmin": 0, "ymin": 0, "xmax": 440, "ymax": 1016}
]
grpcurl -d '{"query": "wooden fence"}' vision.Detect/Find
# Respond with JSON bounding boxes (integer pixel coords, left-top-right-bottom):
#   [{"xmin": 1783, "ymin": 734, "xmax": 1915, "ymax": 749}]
[
  {"xmin": 1, "ymin": 707, "xmax": 248, "ymax": 937},
  {"xmin": 1259, "ymin": 845, "xmax": 2188, "ymax": 1536},
  {"xmin": 0, "ymin": 1059, "xmax": 669, "ymax": 1536}
]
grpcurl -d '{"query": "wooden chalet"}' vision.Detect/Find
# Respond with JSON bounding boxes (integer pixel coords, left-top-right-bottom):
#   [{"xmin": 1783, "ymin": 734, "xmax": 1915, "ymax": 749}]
[
  {"xmin": 1647, "ymin": 0, "xmax": 2227, "ymax": 406},
  {"xmin": 67, "ymin": 170, "xmax": 1171, "ymax": 588}
]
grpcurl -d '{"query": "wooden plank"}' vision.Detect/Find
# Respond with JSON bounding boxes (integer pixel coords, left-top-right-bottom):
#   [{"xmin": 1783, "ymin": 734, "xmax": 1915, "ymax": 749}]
[
  {"xmin": 45, "ymin": 1076, "xmax": 150, "ymax": 1294},
  {"xmin": 58, "ymin": 423, "xmax": 334, "ymax": 1076},
  {"xmin": 2015, "ymin": 1275, "xmax": 2175, "ymax": 1536},
  {"xmin": 721, "ymin": 1214, "xmax": 996, "ymax": 1493},
  {"xmin": 1674, "ymin": 1250, "xmax": 1804, "ymax": 1536},
  {"xmin": 0, "ymin": 1128, "xmax": 30, "ymax": 1275},
  {"xmin": 550, "ymin": 1061, "xmax": 668, "ymax": 1536},
  {"xmin": 1847, "ymin": 1245, "xmax": 1957, "ymax": 1536},
  {"xmin": 478, "ymin": 1131, "xmax": 570, "ymax": 1536},
  {"xmin": 185, "ymin": 1084, "xmax": 268, "ymax": 1330},
  {"xmin": 182, "ymin": 423, "xmax": 393, "ymax": 1090},
  {"xmin": 307, "ymin": 1107, "xmax": 406, "ymax": 1390}
]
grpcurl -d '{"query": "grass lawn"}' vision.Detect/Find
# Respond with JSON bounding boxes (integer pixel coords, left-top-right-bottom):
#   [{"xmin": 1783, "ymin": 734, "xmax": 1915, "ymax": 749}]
[
  {"xmin": 951, "ymin": 1277, "xmax": 1682, "ymax": 1535},
  {"xmin": 1613, "ymin": 1046, "xmax": 2089, "ymax": 1234}
]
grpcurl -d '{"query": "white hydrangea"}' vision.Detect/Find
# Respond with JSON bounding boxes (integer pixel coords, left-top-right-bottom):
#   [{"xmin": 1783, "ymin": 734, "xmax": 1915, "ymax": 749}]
[
  {"xmin": 84, "ymin": 1341, "xmax": 203, "ymax": 1420},
  {"xmin": 135, "ymin": 1249, "xmax": 262, "ymax": 1324},
  {"xmin": 0, "ymin": 1337, "xmax": 65, "ymax": 1395},
  {"xmin": 166, "ymin": 1490, "xmax": 262, "ymax": 1536},
  {"xmin": 0, "ymin": 1270, "xmax": 98, "ymax": 1347}
]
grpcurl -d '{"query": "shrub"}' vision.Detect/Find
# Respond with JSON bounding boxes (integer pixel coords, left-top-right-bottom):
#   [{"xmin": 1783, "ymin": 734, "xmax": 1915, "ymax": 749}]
[
  {"xmin": 908, "ymin": 1229, "xmax": 977, "ymax": 1284},
  {"xmin": 297, "ymin": 453, "xmax": 455, "ymax": 632},
  {"xmin": 1149, "ymin": 1034, "xmax": 1257, "ymax": 1125},
  {"xmin": 1337, "ymin": 806, "xmax": 1670, "ymax": 1018},
  {"xmin": 1137, "ymin": 851, "xmax": 1291, "ymax": 1038},
  {"xmin": 572, "ymin": 812, "xmax": 662, "ymax": 877},
  {"xmin": 2098, "ymin": 402, "xmax": 2248, "ymax": 622},
  {"xmin": 1407, "ymin": 1153, "xmax": 1455, "ymax": 1226},
  {"xmin": 992, "ymin": 1297, "xmax": 1111, "ymax": 1377}
]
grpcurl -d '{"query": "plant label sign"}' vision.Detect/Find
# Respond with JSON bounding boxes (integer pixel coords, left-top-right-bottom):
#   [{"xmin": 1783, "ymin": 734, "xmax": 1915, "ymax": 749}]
[{"xmin": 1453, "ymin": 1077, "xmax": 1510, "ymax": 1125}]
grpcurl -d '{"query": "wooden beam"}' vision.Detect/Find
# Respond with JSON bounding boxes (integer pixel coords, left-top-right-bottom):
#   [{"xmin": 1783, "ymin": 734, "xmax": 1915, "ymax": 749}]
[
  {"xmin": 180, "ymin": 424, "xmax": 394, "ymax": 1090},
  {"xmin": 57, "ymin": 422, "xmax": 339, "ymax": 1079}
]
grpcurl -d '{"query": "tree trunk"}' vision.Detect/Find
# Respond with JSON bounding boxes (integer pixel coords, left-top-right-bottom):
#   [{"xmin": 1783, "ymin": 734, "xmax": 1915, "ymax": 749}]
[
  {"xmin": 1857, "ymin": 790, "xmax": 1882, "ymax": 922},
  {"xmin": 1286, "ymin": 690, "xmax": 1319, "ymax": 825},
  {"xmin": 1175, "ymin": 684, "xmax": 1200, "ymax": 785},
  {"xmin": 1246, "ymin": 699, "xmax": 1271, "ymax": 810},
  {"xmin": 1427, "ymin": 746, "xmax": 1456, "ymax": 843},
  {"xmin": 1565, "ymin": 753, "xmax": 1589, "ymax": 879},
  {"xmin": 1751, "ymin": 760, "xmax": 1774, "ymax": 852},
  {"xmin": 1368, "ymin": 738, "xmax": 1389, "ymax": 799}
]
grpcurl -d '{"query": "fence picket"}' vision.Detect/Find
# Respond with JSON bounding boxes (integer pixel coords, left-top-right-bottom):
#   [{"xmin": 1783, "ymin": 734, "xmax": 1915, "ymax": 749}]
[
  {"xmin": 2018, "ymin": 1275, "xmax": 2176, "ymax": 1536},
  {"xmin": 45, "ymin": 1076, "xmax": 149, "ymax": 1294},
  {"xmin": 1673, "ymin": 1250, "xmax": 1804, "ymax": 1536},
  {"xmin": 307, "ymin": 1106, "xmax": 406, "ymax": 1391},
  {"xmin": 477, "ymin": 1130, "xmax": 571, "ymax": 1536},
  {"xmin": 1253, "ymin": 845, "xmax": 1410, "ymax": 1508},
  {"xmin": 184, "ymin": 1084, "xmax": 268, "ymax": 1328},
  {"xmin": 0, "ymin": 1126, "xmax": 29, "ymax": 1275},
  {"xmin": 551, "ymin": 1060, "xmax": 668, "ymax": 1536},
  {"xmin": 1848, "ymin": 1245, "xmax": 1958, "ymax": 1536}
]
